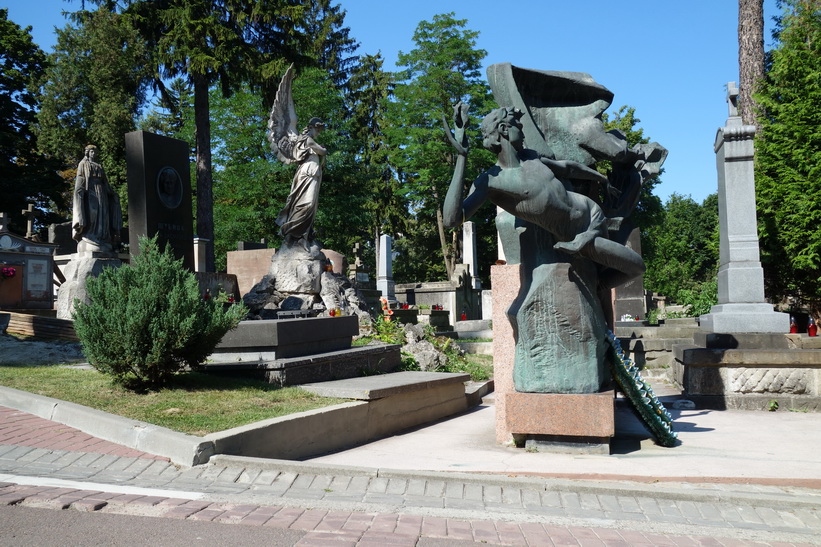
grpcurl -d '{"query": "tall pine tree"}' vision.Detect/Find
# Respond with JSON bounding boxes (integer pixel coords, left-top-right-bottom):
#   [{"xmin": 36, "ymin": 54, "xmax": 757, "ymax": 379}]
[{"xmin": 755, "ymin": 0, "xmax": 821, "ymax": 311}]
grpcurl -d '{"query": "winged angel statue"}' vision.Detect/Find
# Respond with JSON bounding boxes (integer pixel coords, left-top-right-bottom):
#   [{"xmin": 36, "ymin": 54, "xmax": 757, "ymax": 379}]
[{"xmin": 268, "ymin": 64, "xmax": 327, "ymax": 250}]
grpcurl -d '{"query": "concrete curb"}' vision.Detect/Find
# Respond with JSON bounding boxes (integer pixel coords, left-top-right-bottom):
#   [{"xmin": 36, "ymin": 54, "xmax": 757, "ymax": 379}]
[
  {"xmin": 1, "ymin": 378, "xmax": 492, "ymax": 467},
  {"xmin": 208, "ymin": 453, "xmax": 821, "ymax": 509},
  {"xmin": 0, "ymin": 385, "xmax": 212, "ymax": 466}
]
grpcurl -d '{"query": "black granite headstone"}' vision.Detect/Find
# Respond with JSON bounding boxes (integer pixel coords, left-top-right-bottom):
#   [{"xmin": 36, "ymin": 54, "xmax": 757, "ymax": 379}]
[{"xmin": 126, "ymin": 131, "xmax": 194, "ymax": 269}]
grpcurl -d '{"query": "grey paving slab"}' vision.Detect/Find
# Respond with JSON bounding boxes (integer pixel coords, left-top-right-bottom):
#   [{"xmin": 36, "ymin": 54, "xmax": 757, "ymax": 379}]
[
  {"xmin": 423, "ymin": 480, "xmax": 445, "ymax": 497},
  {"xmin": 559, "ymin": 491, "xmax": 581, "ymax": 509},
  {"xmin": 345, "ymin": 475, "xmax": 370, "ymax": 494},
  {"xmin": 405, "ymin": 479, "xmax": 426, "ymax": 497},
  {"xmin": 281, "ymin": 487, "xmax": 326, "ymax": 500},
  {"xmin": 300, "ymin": 371, "xmax": 470, "ymax": 400},
  {"xmin": 366, "ymin": 476, "xmax": 388, "ymax": 494},
  {"xmin": 362, "ymin": 492, "xmax": 405, "ymax": 505},
  {"xmin": 443, "ymin": 498, "xmax": 485, "ymax": 511},
  {"xmin": 289, "ymin": 473, "xmax": 315, "ymax": 489},
  {"xmin": 402, "ymin": 495, "xmax": 444, "ymax": 509},
  {"xmin": 386, "ymin": 478, "xmax": 407, "ymax": 495}
]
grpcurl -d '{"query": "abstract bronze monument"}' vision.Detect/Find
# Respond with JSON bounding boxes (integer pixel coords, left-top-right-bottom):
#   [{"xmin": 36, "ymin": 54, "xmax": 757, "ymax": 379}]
[{"xmin": 445, "ymin": 64, "xmax": 666, "ymax": 392}]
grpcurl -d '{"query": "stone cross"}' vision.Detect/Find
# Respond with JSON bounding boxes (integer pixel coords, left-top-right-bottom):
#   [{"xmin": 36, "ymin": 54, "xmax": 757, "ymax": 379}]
[
  {"xmin": 0, "ymin": 212, "xmax": 9, "ymax": 232},
  {"xmin": 351, "ymin": 242, "xmax": 363, "ymax": 268},
  {"xmin": 21, "ymin": 203, "xmax": 37, "ymax": 239},
  {"xmin": 726, "ymin": 81, "xmax": 739, "ymax": 118}
]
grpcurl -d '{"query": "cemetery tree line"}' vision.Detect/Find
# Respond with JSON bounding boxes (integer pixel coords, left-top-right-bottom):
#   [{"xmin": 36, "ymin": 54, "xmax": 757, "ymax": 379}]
[
  {"xmin": 10, "ymin": 1, "xmax": 808, "ymax": 313},
  {"xmin": 6, "ymin": 2, "xmax": 674, "ymax": 292}
]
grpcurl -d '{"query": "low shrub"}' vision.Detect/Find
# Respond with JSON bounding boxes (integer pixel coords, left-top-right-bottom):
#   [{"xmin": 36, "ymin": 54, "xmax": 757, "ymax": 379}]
[{"xmin": 73, "ymin": 236, "xmax": 246, "ymax": 390}]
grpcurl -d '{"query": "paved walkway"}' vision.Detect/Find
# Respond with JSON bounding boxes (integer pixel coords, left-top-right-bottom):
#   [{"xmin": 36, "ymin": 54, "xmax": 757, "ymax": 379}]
[{"xmin": 1, "ymin": 405, "xmax": 819, "ymax": 546}]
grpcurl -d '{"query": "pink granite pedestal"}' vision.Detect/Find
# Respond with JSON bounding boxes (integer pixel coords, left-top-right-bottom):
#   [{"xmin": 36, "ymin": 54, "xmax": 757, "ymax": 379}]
[
  {"xmin": 492, "ymin": 264, "xmax": 615, "ymax": 454},
  {"xmin": 505, "ymin": 391, "xmax": 615, "ymax": 454}
]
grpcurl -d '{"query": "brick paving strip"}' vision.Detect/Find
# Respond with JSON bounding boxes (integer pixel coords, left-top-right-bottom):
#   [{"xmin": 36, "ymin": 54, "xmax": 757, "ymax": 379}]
[
  {"xmin": 0, "ymin": 406, "xmax": 168, "ymax": 461},
  {"xmin": 2, "ymin": 482, "xmax": 816, "ymax": 546},
  {"xmin": 1, "ymin": 407, "xmax": 820, "ymax": 545}
]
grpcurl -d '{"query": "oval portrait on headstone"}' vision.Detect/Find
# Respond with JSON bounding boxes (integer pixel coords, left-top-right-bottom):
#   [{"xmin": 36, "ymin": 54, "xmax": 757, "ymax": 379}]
[{"xmin": 156, "ymin": 166, "xmax": 183, "ymax": 210}]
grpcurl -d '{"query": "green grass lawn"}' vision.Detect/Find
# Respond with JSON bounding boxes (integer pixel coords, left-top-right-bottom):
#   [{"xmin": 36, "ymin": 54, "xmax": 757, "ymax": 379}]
[{"xmin": 0, "ymin": 364, "xmax": 347, "ymax": 436}]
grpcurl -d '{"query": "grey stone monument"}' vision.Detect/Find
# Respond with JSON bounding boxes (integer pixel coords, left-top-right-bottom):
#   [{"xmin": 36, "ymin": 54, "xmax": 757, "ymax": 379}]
[
  {"xmin": 698, "ymin": 83, "xmax": 789, "ymax": 335},
  {"xmin": 462, "ymin": 221, "xmax": 481, "ymax": 290},
  {"xmin": 613, "ymin": 228, "xmax": 647, "ymax": 321},
  {"xmin": 377, "ymin": 233, "xmax": 395, "ymax": 302},
  {"xmin": 126, "ymin": 130, "xmax": 194, "ymax": 270},
  {"xmin": 57, "ymin": 146, "xmax": 124, "ymax": 319}
]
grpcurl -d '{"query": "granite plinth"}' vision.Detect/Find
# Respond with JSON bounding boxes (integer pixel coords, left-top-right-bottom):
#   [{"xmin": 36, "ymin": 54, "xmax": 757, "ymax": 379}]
[
  {"xmin": 212, "ymin": 316, "xmax": 358, "ymax": 360},
  {"xmin": 693, "ymin": 331, "xmax": 789, "ymax": 350},
  {"xmin": 491, "ymin": 264, "xmax": 520, "ymax": 443},
  {"xmin": 699, "ymin": 303, "xmax": 790, "ymax": 334},
  {"xmin": 203, "ymin": 343, "xmax": 402, "ymax": 386},
  {"xmin": 504, "ymin": 391, "xmax": 615, "ymax": 438}
]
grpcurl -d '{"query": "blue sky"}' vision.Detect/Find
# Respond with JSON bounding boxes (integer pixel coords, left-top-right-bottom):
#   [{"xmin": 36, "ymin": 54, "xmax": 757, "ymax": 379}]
[{"xmin": 5, "ymin": 0, "xmax": 780, "ymax": 204}]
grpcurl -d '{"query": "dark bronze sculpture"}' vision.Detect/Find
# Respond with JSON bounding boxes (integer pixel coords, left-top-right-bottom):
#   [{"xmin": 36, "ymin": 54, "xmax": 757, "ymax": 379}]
[{"xmin": 444, "ymin": 64, "xmax": 666, "ymax": 393}]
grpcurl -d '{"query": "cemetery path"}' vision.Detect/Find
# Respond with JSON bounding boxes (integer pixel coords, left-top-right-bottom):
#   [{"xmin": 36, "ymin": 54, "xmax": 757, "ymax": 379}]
[{"xmin": 0, "ymin": 404, "xmax": 819, "ymax": 546}]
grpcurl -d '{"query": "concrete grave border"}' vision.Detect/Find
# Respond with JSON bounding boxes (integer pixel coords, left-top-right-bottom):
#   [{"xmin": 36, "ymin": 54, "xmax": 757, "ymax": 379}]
[{"xmin": 0, "ymin": 373, "xmax": 491, "ymax": 468}]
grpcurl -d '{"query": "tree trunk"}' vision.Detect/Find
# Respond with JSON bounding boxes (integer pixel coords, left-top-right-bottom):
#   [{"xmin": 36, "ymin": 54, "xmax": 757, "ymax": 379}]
[
  {"xmin": 739, "ymin": 0, "xmax": 765, "ymax": 129},
  {"xmin": 193, "ymin": 73, "xmax": 215, "ymax": 272}
]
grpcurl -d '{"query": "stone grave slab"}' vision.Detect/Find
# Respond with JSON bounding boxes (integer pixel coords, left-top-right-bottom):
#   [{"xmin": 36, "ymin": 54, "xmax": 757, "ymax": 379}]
[{"xmin": 300, "ymin": 371, "xmax": 470, "ymax": 400}]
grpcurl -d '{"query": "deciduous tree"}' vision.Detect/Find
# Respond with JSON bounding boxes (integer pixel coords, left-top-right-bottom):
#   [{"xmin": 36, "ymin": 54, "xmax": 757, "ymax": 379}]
[
  {"xmin": 0, "ymin": 9, "xmax": 66, "ymax": 233},
  {"xmin": 387, "ymin": 13, "xmax": 495, "ymax": 281}
]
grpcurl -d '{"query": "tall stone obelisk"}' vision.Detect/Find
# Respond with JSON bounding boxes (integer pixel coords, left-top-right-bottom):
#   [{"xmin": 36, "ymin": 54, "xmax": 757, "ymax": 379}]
[{"xmin": 698, "ymin": 83, "xmax": 789, "ymax": 334}]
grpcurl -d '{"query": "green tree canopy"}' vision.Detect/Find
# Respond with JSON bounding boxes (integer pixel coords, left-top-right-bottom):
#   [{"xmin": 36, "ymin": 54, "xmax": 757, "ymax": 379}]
[
  {"xmin": 0, "ymin": 8, "xmax": 67, "ymax": 232},
  {"xmin": 755, "ymin": 0, "xmax": 821, "ymax": 311},
  {"xmin": 643, "ymin": 193, "xmax": 719, "ymax": 314},
  {"xmin": 387, "ymin": 13, "xmax": 496, "ymax": 282},
  {"xmin": 35, "ymin": 4, "xmax": 151, "ymax": 219}
]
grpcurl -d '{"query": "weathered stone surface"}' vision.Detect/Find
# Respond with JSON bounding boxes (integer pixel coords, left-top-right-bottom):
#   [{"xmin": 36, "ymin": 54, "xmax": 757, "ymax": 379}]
[
  {"xmin": 56, "ymin": 256, "xmax": 122, "ymax": 319},
  {"xmin": 510, "ymin": 240, "xmax": 608, "ymax": 394},
  {"xmin": 269, "ymin": 243, "xmax": 325, "ymax": 294}
]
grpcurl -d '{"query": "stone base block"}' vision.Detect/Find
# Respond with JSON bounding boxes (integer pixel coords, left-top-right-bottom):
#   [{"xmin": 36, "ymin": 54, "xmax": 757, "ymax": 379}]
[
  {"xmin": 212, "ymin": 316, "xmax": 358, "ymax": 360},
  {"xmin": 693, "ymin": 331, "xmax": 789, "ymax": 349},
  {"xmin": 524, "ymin": 435, "xmax": 611, "ymax": 455},
  {"xmin": 504, "ymin": 391, "xmax": 615, "ymax": 441},
  {"xmin": 699, "ymin": 303, "xmax": 790, "ymax": 334},
  {"xmin": 673, "ymin": 344, "xmax": 821, "ymax": 410}
]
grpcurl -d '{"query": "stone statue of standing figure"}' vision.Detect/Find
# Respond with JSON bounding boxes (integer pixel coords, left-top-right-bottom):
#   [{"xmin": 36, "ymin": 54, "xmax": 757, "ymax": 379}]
[
  {"xmin": 268, "ymin": 64, "xmax": 327, "ymax": 251},
  {"xmin": 72, "ymin": 144, "xmax": 122, "ymax": 256},
  {"xmin": 58, "ymin": 144, "xmax": 124, "ymax": 319}
]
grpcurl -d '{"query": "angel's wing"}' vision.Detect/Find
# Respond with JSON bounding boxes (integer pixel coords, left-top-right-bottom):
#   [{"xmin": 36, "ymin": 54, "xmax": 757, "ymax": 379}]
[{"xmin": 267, "ymin": 64, "xmax": 299, "ymax": 164}]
